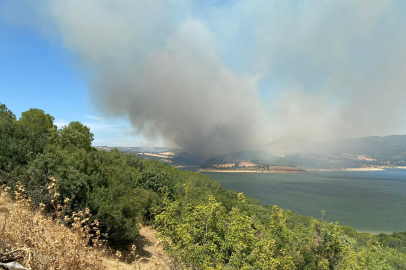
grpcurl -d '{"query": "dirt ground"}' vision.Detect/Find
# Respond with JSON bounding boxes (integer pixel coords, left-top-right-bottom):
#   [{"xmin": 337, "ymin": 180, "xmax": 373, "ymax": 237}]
[
  {"xmin": 130, "ymin": 226, "xmax": 172, "ymax": 270},
  {"xmin": 104, "ymin": 226, "xmax": 172, "ymax": 270}
]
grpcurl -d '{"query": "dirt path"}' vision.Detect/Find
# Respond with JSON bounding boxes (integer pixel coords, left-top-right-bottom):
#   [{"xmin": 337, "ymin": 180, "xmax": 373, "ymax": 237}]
[
  {"xmin": 98, "ymin": 225, "xmax": 174, "ymax": 269},
  {"xmin": 132, "ymin": 226, "xmax": 172, "ymax": 270},
  {"xmin": 103, "ymin": 225, "xmax": 174, "ymax": 269}
]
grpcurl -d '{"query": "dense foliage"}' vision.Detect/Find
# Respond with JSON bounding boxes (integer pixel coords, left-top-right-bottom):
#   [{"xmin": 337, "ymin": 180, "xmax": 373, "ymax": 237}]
[{"xmin": 1, "ymin": 102, "xmax": 405, "ymax": 269}]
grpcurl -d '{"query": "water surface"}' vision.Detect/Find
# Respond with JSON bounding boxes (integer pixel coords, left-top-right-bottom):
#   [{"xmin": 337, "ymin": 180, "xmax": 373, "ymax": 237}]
[{"xmin": 182, "ymin": 168, "xmax": 406, "ymax": 234}]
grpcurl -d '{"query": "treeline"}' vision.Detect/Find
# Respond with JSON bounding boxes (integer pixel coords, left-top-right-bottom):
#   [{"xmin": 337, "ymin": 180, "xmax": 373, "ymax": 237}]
[{"xmin": 1, "ymin": 103, "xmax": 406, "ymax": 269}]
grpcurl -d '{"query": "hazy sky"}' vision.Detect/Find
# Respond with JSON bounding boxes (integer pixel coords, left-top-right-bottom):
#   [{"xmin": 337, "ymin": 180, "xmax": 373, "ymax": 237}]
[{"xmin": 1, "ymin": 0, "xmax": 406, "ymax": 159}]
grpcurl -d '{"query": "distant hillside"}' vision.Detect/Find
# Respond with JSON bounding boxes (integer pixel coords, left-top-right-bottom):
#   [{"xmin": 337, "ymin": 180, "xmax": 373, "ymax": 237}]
[
  {"xmin": 95, "ymin": 146, "xmax": 200, "ymax": 166},
  {"xmin": 321, "ymin": 135, "xmax": 406, "ymax": 158},
  {"xmin": 260, "ymin": 136, "xmax": 319, "ymax": 154},
  {"xmin": 201, "ymin": 150, "xmax": 296, "ymax": 167},
  {"xmin": 203, "ymin": 135, "xmax": 406, "ymax": 169}
]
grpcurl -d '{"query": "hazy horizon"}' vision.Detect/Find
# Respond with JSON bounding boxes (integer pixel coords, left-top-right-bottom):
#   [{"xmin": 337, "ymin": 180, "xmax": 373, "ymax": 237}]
[{"xmin": 2, "ymin": 0, "xmax": 406, "ymax": 160}]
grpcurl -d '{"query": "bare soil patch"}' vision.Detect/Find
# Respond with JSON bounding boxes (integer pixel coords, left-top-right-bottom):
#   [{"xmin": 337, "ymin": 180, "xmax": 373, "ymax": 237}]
[{"xmin": 131, "ymin": 226, "xmax": 171, "ymax": 270}]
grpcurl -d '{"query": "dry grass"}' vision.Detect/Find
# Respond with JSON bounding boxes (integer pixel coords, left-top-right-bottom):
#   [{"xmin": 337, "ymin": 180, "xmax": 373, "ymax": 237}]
[
  {"xmin": 0, "ymin": 179, "xmax": 167, "ymax": 270},
  {"xmin": 159, "ymin": 152, "xmax": 175, "ymax": 156},
  {"xmin": 238, "ymin": 161, "xmax": 257, "ymax": 168},
  {"xmin": 213, "ymin": 163, "xmax": 235, "ymax": 168}
]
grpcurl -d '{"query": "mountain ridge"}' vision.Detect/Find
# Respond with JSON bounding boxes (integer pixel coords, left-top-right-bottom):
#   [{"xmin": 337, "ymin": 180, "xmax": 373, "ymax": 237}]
[{"xmin": 203, "ymin": 134, "xmax": 406, "ymax": 170}]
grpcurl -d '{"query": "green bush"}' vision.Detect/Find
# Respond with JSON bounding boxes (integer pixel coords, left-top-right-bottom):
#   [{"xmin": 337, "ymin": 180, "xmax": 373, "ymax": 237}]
[{"xmin": 1, "ymin": 102, "xmax": 406, "ymax": 269}]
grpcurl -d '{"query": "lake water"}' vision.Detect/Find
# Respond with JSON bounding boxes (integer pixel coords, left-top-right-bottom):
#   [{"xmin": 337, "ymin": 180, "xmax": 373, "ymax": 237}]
[{"xmin": 181, "ymin": 168, "xmax": 406, "ymax": 234}]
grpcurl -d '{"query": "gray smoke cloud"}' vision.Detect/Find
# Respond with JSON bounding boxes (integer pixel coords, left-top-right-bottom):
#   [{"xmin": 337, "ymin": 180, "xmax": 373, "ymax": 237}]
[
  {"xmin": 91, "ymin": 19, "xmax": 264, "ymax": 159},
  {"xmin": 3, "ymin": 0, "xmax": 406, "ymax": 159}
]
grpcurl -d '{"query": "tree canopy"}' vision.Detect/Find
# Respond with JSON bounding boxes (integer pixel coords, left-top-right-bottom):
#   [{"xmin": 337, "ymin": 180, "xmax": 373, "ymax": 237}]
[
  {"xmin": 0, "ymin": 103, "xmax": 16, "ymax": 123},
  {"xmin": 52, "ymin": 121, "xmax": 94, "ymax": 150},
  {"xmin": 18, "ymin": 108, "xmax": 55, "ymax": 136},
  {"xmin": 0, "ymin": 102, "xmax": 405, "ymax": 269}
]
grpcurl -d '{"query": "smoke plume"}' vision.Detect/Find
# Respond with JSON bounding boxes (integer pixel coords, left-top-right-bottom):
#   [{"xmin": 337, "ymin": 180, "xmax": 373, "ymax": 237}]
[{"xmin": 3, "ymin": 0, "xmax": 406, "ymax": 159}]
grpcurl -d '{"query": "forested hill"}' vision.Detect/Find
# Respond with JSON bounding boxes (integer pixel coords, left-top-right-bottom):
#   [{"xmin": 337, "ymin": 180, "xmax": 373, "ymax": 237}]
[
  {"xmin": 202, "ymin": 135, "xmax": 406, "ymax": 170},
  {"xmin": 1, "ymin": 102, "xmax": 406, "ymax": 269},
  {"xmin": 263, "ymin": 135, "xmax": 406, "ymax": 158}
]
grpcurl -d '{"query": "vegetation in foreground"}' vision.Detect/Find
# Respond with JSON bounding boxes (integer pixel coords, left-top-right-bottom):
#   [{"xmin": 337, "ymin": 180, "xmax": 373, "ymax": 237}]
[
  {"xmin": 1, "ymin": 102, "xmax": 406, "ymax": 269},
  {"xmin": 0, "ymin": 181, "xmax": 166, "ymax": 269},
  {"xmin": 0, "ymin": 181, "xmax": 107, "ymax": 269}
]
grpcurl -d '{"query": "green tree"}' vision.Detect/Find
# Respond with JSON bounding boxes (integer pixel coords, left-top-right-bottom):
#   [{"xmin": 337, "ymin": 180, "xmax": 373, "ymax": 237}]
[
  {"xmin": 52, "ymin": 121, "xmax": 94, "ymax": 150},
  {"xmin": 18, "ymin": 108, "xmax": 55, "ymax": 136},
  {"xmin": 0, "ymin": 105, "xmax": 49, "ymax": 172},
  {"xmin": 0, "ymin": 103, "xmax": 16, "ymax": 123}
]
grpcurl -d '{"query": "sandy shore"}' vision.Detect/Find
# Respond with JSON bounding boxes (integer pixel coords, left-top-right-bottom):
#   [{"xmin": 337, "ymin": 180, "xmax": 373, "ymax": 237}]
[
  {"xmin": 197, "ymin": 169, "xmax": 308, "ymax": 174},
  {"xmin": 308, "ymin": 167, "xmax": 385, "ymax": 172},
  {"xmin": 356, "ymin": 229, "xmax": 393, "ymax": 235}
]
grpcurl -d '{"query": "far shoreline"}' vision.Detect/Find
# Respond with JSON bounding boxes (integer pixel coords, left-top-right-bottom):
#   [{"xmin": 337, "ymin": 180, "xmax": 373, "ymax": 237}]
[
  {"xmin": 197, "ymin": 169, "xmax": 308, "ymax": 174},
  {"xmin": 308, "ymin": 168, "xmax": 385, "ymax": 172},
  {"xmin": 308, "ymin": 166, "xmax": 406, "ymax": 172},
  {"xmin": 355, "ymin": 229, "xmax": 394, "ymax": 235},
  {"xmin": 178, "ymin": 166, "xmax": 406, "ymax": 173}
]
